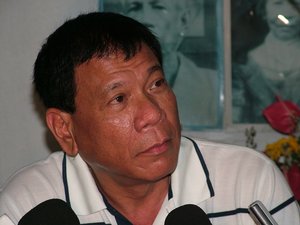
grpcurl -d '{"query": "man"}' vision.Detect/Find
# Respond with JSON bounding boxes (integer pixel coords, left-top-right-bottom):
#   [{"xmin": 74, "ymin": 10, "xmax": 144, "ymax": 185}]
[
  {"xmin": 0, "ymin": 12, "xmax": 299, "ymax": 225},
  {"xmin": 116, "ymin": 0, "xmax": 219, "ymax": 129}
]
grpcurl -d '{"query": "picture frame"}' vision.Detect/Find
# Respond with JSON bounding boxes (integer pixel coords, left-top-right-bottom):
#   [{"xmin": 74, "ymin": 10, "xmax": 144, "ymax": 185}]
[
  {"xmin": 99, "ymin": 0, "xmax": 224, "ymax": 131},
  {"xmin": 231, "ymin": 0, "xmax": 300, "ymax": 124}
]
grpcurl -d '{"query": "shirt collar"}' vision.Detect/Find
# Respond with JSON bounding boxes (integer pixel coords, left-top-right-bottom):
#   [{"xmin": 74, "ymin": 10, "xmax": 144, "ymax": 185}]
[
  {"xmin": 168, "ymin": 136, "xmax": 214, "ymax": 208},
  {"xmin": 64, "ymin": 136, "xmax": 214, "ymax": 215},
  {"xmin": 65, "ymin": 154, "xmax": 106, "ymax": 215}
]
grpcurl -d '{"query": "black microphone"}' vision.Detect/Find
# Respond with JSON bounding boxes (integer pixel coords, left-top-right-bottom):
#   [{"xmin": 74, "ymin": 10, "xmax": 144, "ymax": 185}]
[
  {"xmin": 18, "ymin": 199, "xmax": 80, "ymax": 225},
  {"xmin": 164, "ymin": 204, "xmax": 212, "ymax": 225}
]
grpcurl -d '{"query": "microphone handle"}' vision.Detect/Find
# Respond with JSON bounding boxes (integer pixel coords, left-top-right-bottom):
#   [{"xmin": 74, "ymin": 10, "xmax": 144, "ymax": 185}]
[{"xmin": 248, "ymin": 200, "xmax": 278, "ymax": 225}]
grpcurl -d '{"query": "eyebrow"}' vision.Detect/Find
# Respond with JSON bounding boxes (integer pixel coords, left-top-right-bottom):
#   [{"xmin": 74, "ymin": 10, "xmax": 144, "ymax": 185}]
[
  {"xmin": 98, "ymin": 64, "xmax": 163, "ymax": 96},
  {"xmin": 103, "ymin": 81, "xmax": 126, "ymax": 94},
  {"xmin": 148, "ymin": 64, "xmax": 163, "ymax": 75}
]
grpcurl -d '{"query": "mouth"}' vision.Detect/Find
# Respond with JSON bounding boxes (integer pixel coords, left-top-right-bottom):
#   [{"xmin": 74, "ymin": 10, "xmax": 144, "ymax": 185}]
[
  {"xmin": 272, "ymin": 17, "xmax": 298, "ymax": 27},
  {"xmin": 139, "ymin": 138, "xmax": 171, "ymax": 156}
]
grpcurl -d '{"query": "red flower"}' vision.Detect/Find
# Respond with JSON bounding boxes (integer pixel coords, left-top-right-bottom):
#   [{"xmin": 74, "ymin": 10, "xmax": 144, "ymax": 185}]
[{"xmin": 263, "ymin": 97, "xmax": 300, "ymax": 135}]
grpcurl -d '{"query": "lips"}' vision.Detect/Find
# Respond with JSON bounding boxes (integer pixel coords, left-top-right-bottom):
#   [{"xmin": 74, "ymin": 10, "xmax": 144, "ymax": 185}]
[{"xmin": 138, "ymin": 138, "xmax": 170, "ymax": 156}]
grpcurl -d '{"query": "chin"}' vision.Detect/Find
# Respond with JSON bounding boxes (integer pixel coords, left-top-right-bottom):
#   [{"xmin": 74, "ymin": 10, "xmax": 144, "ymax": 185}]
[{"xmin": 149, "ymin": 158, "xmax": 178, "ymax": 181}]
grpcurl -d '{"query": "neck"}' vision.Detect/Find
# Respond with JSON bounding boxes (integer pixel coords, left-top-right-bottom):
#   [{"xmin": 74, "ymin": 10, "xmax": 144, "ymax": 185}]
[{"xmin": 92, "ymin": 170, "xmax": 170, "ymax": 225}]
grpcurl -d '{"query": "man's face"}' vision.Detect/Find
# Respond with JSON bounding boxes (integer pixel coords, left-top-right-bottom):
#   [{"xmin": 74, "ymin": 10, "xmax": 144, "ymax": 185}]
[
  {"xmin": 71, "ymin": 44, "xmax": 181, "ymax": 185},
  {"xmin": 123, "ymin": 0, "xmax": 185, "ymax": 53},
  {"xmin": 266, "ymin": 0, "xmax": 300, "ymax": 40}
]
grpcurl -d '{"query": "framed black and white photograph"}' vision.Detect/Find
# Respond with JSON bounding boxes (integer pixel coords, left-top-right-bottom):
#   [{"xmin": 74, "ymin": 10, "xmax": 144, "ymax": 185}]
[
  {"xmin": 99, "ymin": 0, "xmax": 224, "ymax": 130},
  {"xmin": 231, "ymin": 0, "xmax": 300, "ymax": 124}
]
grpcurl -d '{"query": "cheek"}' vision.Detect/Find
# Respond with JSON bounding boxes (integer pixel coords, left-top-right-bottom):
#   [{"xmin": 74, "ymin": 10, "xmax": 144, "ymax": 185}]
[
  {"xmin": 266, "ymin": 4, "xmax": 280, "ymax": 19},
  {"xmin": 76, "ymin": 115, "xmax": 136, "ymax": 169},
  {"xmin": 161, "ymin": 17, "xmax": 181, "ymax": 38},
  {"xmin": 266, "ymin": 11, "xmax": 277, "ymax": 21},
  {"xmin": 105, "ymin": 115, "xmax": 132, "ymax": 129},
  {"xmin": 73, "ymin": 110, "xmax": 134, "ymax": 153},
  {"xmin": 166, "ymin": 90, "xmax": 179, "ymax": 111},
  {"xmin": 99, "ymin": 114, "xmax": 138, "ymax": 153},
  {"xmin": 162, "ymin": 91, "xmax": 180, "ymax": 124}
]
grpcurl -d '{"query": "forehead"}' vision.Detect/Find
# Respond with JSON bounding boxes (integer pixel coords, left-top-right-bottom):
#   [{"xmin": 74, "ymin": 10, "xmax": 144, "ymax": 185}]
[
  {"xmin": 74, "ymin": 44, "xmax": 160, "ymax": 81},
  {"xmin": 73, "ymin": 45, "xmax": 163, "ymax": 104}
]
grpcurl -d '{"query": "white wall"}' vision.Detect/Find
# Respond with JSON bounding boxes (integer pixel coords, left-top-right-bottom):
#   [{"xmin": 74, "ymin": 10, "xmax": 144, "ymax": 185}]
[
  {"xmin": 0, "ymin": 0, "xmax": 284, "ymax": 187},
  {"xmin": 0, "ymin": 0, "xmax": 99, "ymax": 186}
]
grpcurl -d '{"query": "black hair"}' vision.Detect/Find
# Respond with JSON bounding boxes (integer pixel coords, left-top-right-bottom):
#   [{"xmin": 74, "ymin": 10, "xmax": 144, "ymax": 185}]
[{"xmin": 33, "ymin": 12, "xmax": 162, "ymax": 113}]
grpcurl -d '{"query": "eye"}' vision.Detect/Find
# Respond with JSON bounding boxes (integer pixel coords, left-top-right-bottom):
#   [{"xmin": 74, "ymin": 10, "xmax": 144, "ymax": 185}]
[
  {"xmin": 111, "ymin": 95, "xmax": 125, "ymax": 105},
  {"xmin": 155, "ymin": 78, "xmax": 166, "ymax": 87},
  {"xmin": 151, "ymin": 3, "xmax": 166, "ymax": 10},
  {"xmin": 150, "ymin": 78, "xmax": 167, "ymax": 90},
  {"xmin": 126, "ymin": 2, "xmax": 142, "ymax": 13}
]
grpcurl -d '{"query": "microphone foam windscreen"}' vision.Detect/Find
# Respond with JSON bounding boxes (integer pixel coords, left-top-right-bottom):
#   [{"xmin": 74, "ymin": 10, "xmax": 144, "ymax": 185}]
[
  {"xmin": 18, "ymin": 199, "xmax": 80, "ymax": 225},
  {"xmin": 164, "ymin": 204, "xmax": 212, "ymax": 225}
]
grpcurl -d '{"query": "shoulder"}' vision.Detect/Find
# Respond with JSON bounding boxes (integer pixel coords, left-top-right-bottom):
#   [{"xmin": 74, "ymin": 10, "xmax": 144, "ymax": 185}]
[
  {"xmin": 0, "ymin": 152, "xmax": 65, "ymax": 194},
  {"xmin": 181, "ymin": 137, "xmax": 299, "ymax": 223},
  {"xmin": 175, "ymin": 54, "xmax": 217, "ymax": 96},
  {"xmin": 195, "ymin": 139, "xmax": 274, "ymax": 168},
  {"xmin": 184, "ymin": 137, "xmax": 267, "ymax": 159},
  {"xmin": 183, "ymin": 137, "xmax": 281, "ymax": 182},
  {"xmin": 185, "ymin": 137, "xmax": 293, "ymax": 196},
  {"xmin": 178, "ymin": 53, "xmax": 217, "ymax": 77},
  {"xmin": 0, "ymin": 152, "xmax": 65, "ymax": 224},
  {"xmin": 248, "ymin": 45, "xmax": 265, "ymax": 59}
]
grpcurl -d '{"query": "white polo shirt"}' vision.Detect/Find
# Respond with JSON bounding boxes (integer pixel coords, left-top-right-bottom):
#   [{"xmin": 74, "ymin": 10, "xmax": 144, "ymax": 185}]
[{"xmin": 0, "ymin": 137, "xmax": 299, "ymax": 224}]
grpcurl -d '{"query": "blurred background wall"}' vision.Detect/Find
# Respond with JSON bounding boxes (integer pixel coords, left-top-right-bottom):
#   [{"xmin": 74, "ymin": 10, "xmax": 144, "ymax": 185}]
[{"xmin": 0, "ymin": 0, "xmax": 99, "ymax": 186}]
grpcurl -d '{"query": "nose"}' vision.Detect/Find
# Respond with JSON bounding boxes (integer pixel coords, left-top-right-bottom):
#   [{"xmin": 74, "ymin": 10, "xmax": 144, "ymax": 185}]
[{"xmin": 134, "ymin": 94, "xmax": 163, "ymax": 132}]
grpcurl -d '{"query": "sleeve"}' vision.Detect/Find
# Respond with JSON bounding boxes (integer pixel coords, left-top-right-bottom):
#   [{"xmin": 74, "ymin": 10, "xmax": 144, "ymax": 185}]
[
  {"xmin": 0, "ymin": 153, "xmax": 65, "ymax": 225},
  {"xmin": 0, "ymin": 214, "xmax": 15, "ymax": 225},
  {"xmin": 257, "ymin": 159, "xmax": 300, "ymax": 225},
  {"xmin": 0, "ymin": 177, "xmax": 41, "ymax": 225}
]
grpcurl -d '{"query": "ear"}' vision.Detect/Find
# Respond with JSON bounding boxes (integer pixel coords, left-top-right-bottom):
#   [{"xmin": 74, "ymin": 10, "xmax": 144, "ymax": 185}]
[{"xmin": 46, "ymin": 108, "xmax": 78, "ymax": 156}]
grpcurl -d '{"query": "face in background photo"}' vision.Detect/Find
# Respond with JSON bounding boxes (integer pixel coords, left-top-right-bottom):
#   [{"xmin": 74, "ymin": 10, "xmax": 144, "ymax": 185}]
[
  {"xmin": 117, "ymin": 0, "xmax": 203, "ymax": 83},
  {"xmin": 122, "ymin": 0, "xmax": 190, "ymax": 54},
  {"xmin": 265, "ymin": 0, "xmax": 300, "ymax": 41}
]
